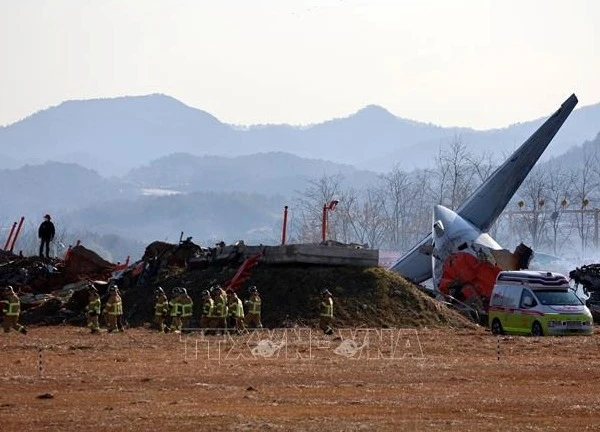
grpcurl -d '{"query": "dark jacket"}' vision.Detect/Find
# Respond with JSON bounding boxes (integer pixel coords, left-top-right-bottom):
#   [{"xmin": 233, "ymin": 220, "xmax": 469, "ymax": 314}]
[{"xmin": 38, "ymin": 220, "xmax": 55, "ymax": 240}]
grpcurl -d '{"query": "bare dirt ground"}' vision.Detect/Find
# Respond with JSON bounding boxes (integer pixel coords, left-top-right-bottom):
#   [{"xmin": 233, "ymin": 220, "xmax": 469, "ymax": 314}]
[{"xmin": 2, "ymin": 325, "xmax": 600, "ymax": 431}]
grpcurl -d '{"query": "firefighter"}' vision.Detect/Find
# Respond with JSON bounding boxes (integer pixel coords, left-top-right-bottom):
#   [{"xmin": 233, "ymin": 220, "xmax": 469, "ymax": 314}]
[
  {"xmin": 179, "ymin": 287, "xmax": 194, "ymax": 331},
  {"xmin": 86, "ymin": 285, "xmax": 101, "ymax": 334},
  {"xmin": 199, "ymin": 290, "xmax": 213, "ymax": 330},
  {"xmin": 244, "ymin": 285, "xmax": 263, "ymax": 329},
  {"xmin": 114, "ymin": 285, "xmax": 125, "ymax": 332},
  {"xmin": 169, "ymin": 287, "xmax": 182, "ymax": 333},
  {"xmin": 103, "ymin": 286, "xmax": 121, "ymax": 333},
  {"xmin": 154, "ymin": 287, "xmax": 168, "ymax": 333},
  {"xmin": 1, "ymin": 286, "xmax": 27, "ymax": 334},
  {"xmin": 227, "ymin": 289, "xmax": 246, "ymax": 334},
  {"xmin": 210, "ymin": 286, "xmax": 227, "ymax": 334},
  {"xmin": 319, "ymin": 289, "xmax": 334, "ymax": 335}
]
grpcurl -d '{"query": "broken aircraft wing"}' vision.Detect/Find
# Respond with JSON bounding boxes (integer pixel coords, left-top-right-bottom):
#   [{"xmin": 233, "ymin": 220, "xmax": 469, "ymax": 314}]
[{"xmin": 390, "ymin": 94, "xmax": 578, "ymax": 283}]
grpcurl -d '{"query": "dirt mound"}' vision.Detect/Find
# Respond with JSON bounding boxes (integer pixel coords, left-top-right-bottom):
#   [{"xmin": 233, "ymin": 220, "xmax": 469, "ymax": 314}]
[{"xmin": 122, "ymin": 264, "xmax": 476, "ymax": 329}]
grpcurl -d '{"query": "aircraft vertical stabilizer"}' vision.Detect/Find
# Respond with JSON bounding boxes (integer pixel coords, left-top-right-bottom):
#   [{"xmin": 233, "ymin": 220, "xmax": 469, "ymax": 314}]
[
  {"xmin": 390, "ymin": 94, "xmax": 578, "ymax": 284},
  {"xmin": 458, "ymin": 94, "xmax": 578, "ymax": 230}
]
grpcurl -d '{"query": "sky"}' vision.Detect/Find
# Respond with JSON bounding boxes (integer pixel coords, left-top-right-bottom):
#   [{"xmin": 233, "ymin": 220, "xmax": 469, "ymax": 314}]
[{"xmin": 0, "ymin": 0, "xmax": 598, "ymax": 129}]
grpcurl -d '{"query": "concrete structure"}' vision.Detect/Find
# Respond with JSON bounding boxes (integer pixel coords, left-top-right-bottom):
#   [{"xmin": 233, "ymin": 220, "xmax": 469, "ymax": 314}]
[{"xmin": 218, "ymin": 243, "xmax": 379, "ymax": 267}]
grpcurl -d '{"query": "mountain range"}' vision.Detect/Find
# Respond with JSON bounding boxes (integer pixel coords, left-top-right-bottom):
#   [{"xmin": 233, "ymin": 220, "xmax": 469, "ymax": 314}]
[{"xmin": 2, "ymin": 94, "xmax": 599, "ymax": 176}]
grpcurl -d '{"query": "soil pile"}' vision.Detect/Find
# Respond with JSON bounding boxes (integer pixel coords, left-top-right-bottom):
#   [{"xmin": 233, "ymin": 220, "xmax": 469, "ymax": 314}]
[{"xmin": 122, "ymin": 263, "xmax": 476, "ymax": 329}]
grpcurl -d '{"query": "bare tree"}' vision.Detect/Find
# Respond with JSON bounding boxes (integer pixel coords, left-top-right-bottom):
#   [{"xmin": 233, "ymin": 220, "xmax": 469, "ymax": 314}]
[
  {"xmin": 341, "ymin": 187, "xmax": 388, "ymax": 248},
  {"xmin": 516, "ymin": 166, "xmax": 550, "ymax": 250},
  {"xmin": 333, "ymin": 187, "xmax": 360, "ymax": 244},
  {"xmin": 544, "ymin": 162, "xmax": 576, "ymax": 255},
  {"xmin": 432, "ymin": 137, "xmax": 486, "ymax": 209},
  {"xmin": 292, "ymin": 174, "xmax": 345, "ymax": 243},
  {"xmin": 570, "ymin": 149, "xmax": 599, "ymax": 258},
  {"xmin": 379, "ymin": 165, "xmax": 412, "ymax": 250}
]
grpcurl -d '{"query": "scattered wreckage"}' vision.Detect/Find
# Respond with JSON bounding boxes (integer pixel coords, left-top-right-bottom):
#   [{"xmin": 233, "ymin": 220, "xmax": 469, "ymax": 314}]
[
  {"xmin": 0, "ymin": 237, "xmax": 259, "ymax": 325},
  {"xmin": 569, "ymin": 264, "xmax": 600, "ymax": 322}
]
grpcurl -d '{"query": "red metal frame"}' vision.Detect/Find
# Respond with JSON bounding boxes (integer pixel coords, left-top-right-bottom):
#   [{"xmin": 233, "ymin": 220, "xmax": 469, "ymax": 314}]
[
  {"xmin": 4, "ymin": 221, "xmax": 17, "ymax": 251},
  {"xmin": 282, "ymin": 206, "xmax": 288, "ymax": 245},
  {"xmin": 9, "ymin": 217, "xmax": 24, "ymax": 253}
]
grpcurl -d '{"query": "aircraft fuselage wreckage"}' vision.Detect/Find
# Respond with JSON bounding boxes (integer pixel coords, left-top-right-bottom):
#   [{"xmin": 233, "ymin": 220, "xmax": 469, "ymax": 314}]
[{"xmin": 390, "ymin": 94, "xmax": 578, "ymax": 316}]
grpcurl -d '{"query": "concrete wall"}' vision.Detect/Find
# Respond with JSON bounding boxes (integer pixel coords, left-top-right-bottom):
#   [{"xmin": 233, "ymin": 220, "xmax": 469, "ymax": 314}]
[{"xmin": 240, "ymin": 243, "xmax": 379, "ymax": 267}]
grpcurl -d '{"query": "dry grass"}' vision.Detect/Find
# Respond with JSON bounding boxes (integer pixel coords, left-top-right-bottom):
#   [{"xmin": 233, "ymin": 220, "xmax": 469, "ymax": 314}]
[{"xmin": 2, "ymin": 326, "xmax": 600, "ymax": 431}]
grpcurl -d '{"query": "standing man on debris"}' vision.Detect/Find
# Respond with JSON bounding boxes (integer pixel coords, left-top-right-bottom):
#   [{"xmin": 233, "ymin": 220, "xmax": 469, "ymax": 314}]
[
  {"xmin": 103, "ymin": 285, "xmax": 122, "ymax": 333},
  {"xmin": 227, "ymin": 289, "xmax": 246, "ymax": 334},
  {"xmin": 86, "ymin": 284, "xmax": 101, "ymax": 334},
  {"xmin": 244, "ymin": 286, "xmax": 263, "ymax": 329},
  {"xmin": 154, "ymin": 287, "xmax": 168, "ymax": 333},
  {"xmin": 199, "ymin": 290, "xmax": 213, "ymax": 330},
  {"xmin": 319, "ymin": 289, "xmax": 334, "ymax": 335},
  {"xmin": 38, "ymin": 214, "xmax": 55, "ymax": 258},
  {"xmin": 1, "ymin": 286, "xmax": 27, "ymax": 334},
  {"xmin": 179, "ymin": 288, "xmax": 194, "ymax": 332}
]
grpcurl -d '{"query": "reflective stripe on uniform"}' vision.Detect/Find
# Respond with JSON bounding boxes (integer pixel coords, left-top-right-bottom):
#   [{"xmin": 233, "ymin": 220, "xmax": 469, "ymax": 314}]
[
  {"xmin": 6, "ymin": 301, "xmax": 20, "ymax": 316},
  {"xmin": 170, "ymin": 301, "xmax": 180, "ymax": 317},
  {"xmin": 202, "ymin": 299, "xmax": 214, "ymax": 316},
  {"xmin": 105, "ymin": 301, "xmax": 119, "ymax": 315},
  {"xmin": 249, "ymin": 298, "xmax": 261, "ymax": 315},
  {"xmin": 320, "ymin": 298, "xmax": 333, "ymax": 317},
  {"xmin": 87, "ymin": 298, "xmax": 101, "ymax": 315},
  {"xmin": 155, "ymin": 301, "xmax": 166, "ymax": 316},
  {"xmin": 181, "ymin": 301, "xmax": 193, "ymax": 317}
]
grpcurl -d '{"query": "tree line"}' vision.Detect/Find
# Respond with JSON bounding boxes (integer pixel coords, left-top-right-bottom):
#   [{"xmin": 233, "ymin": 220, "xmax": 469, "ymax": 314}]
[{"xmin": 289, "ymin": 138, "xmax": 600, "ymax": 260}]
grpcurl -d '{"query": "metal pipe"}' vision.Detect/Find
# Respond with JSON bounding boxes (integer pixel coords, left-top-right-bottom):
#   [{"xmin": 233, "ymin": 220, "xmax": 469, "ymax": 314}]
[
  {"xmin": 321, "ymin": 204, "xmax": 327, "ymax": 243},
  {"xmin": 282, "ymin": 206, "xmax": 288, "ymax": 245},
  {"xmin": 4, "ymin": 221, "xmax": 17, "ymax": 251},
  {"xmin": 9, "ymin": 217, "xmax": 24, "ymax": 253}
]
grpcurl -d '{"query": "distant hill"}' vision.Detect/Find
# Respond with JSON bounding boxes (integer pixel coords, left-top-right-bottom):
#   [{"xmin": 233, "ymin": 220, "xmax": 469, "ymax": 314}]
[
  {"xmin": 545, "ymin": 131, "xmax": 600, "ymax": 168},
  {"xmin": 124, "ymin": 151, "xmax": 380, "ymax": 194},
  {"xmin": 0, "ymin": 162, "xmax": 136, "ymax": 217},
  {"xmin": 0, "ymin": 95, "xmax": 234, "ymax": 176},
  {"xmin": 1, "ymin": 94, "xmax": 598, "ymax": 176},
  {"xmin": 62, "ymin": 191, "xmax": 287, "ymax": 246},
  {"xmin": 367, "ymin": 100, "xmax": 600, "ymax": 171}
]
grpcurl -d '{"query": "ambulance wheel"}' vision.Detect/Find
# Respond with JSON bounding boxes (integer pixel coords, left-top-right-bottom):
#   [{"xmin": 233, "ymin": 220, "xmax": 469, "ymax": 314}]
[
  {"xmin": 491, "ymin": 318, "xmax": 504, "ymax": 335},
  {"xmin": 531, "ymin": 321, "xmax": 544, "ymax": 337}
]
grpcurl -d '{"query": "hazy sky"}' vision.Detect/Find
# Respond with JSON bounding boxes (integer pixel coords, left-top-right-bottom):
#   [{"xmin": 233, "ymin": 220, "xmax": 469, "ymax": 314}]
[{"xmin": 1, "ymin": 0, "xmax": 598, "ymax": 129}]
